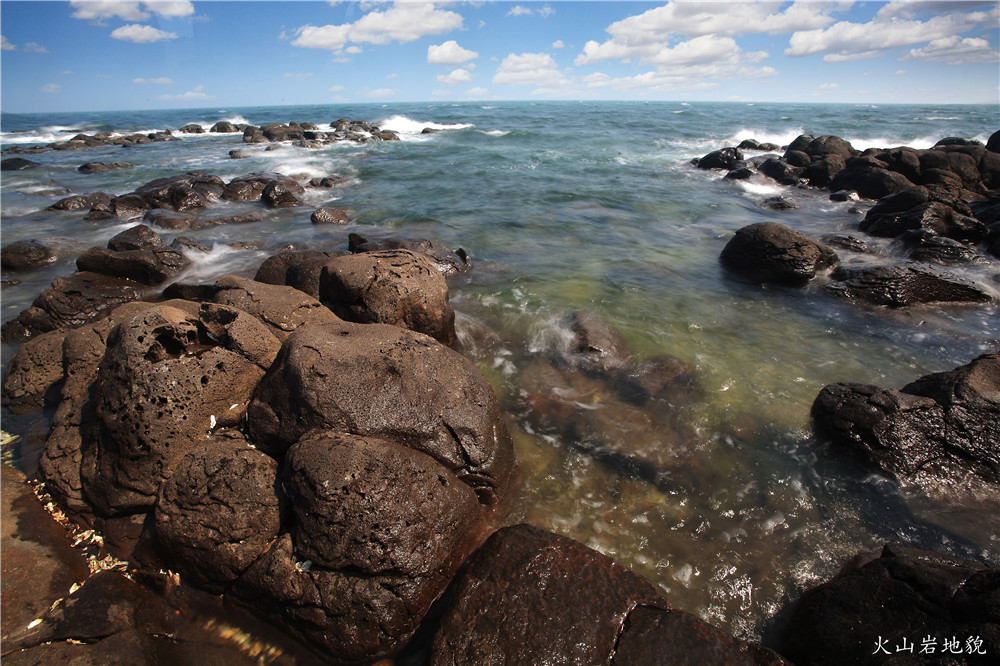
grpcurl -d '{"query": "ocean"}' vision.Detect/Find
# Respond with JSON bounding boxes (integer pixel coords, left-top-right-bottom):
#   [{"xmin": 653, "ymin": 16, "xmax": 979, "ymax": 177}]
[{"xmin": 2, "ymin": 100, "xmax": 998, "ymax": 641}]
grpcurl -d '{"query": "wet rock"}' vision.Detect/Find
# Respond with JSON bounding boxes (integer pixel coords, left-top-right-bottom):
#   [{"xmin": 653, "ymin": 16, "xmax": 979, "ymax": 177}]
[
  {"xmin": 783, "ymin": 150, "xmax": 810, "ymax": 167},
  {"xmin": 1, "ymin": 330, "xmax": 66, "ymax": 415},
  {"xmin": 111, "ymin": 193, "xmax": 152, "ymax": 221},
  {"xmin": 0, "ymin": 271, "xmax": 145, "ymax": 343},
  {"xmin": 863, "ymin": 200, "xmax": 988, "ymax": 242},
  {"xmin": 781, "ymin": 544, "xmax": 998, "ymax": 666},
  {"xmin": 829, "ymin": 158, "xmax": 918, "ymax": 199},
  {"xmin": 613, "ymin": 354, "xmax": 701, "ymax": 409},
  {"xmin": 211, "ymin": 274, "xmax": 340, "ymax": 341},
  {"xmin": 803, "ymin": 135, "xmax": 858, "ymax": 160},
  {"xmin": 310, "ymin": 207, "xmax": 349, "ymax": 224},
  {"xmin": 49, "ymin": 191, "xmax": 113, "ymax": 211},
  {"xmin": 179, "ymin": 123, "xmax": 204, "ymax": 134},
  {"xmin": 758, "ymin": 158, "xmax": 804, "ymax": 186},
  {"xmin": 1, "ymin": 157, "xmax": 40, "ymax": 171},
  {"xmin": 76, "ymin": 224, "xmax": 189, "ymax": 285},
  {"xmin": 824, "ymin": 263, "xmax": 993, "ymax": 307},
  {"xmin": 232, "ymin": 430, "xmax": 482, "ymax": 663},
  {"xmin": 229, "ymin": 149, "xmax": 253, "ymax": 159},
  {"xmin": 823, "ymin": 234, "xmax": 874, "ymax": 254},
  {"xmin": 761, "ymin": 196, "xmax": 798, "ymax": 210},
  {"xmin": 738, "ymin": 139, "xmax": 778, "ymax": 151},
  {"xmin": 805, "ymin": 155, "xmax": 847, "ymax": 188},
  {"xmin": 1, "ymin": 239, "xmax": 56, "ymax": 271},
  {"xmin": 725, "ymin": 166, "xmax": 755, "ymax": 180},
  {"xmin": 812, "ymin": 353, "xmax": 1000, "ymax": 489},
  {"xmin": 133, "ymin": 173, "xmax": 225, "ymax": 211},
  {"xmin": 81, "ymin": 304, "xmax": 274, "ymax": 516},
  {"xmin": 697, "ymin": 147, "xmax": 744, "ymax": 170},
  {"xmin": 309, "ymin": 175, "xmax": 347, "ymax": 188},
  {"xmin": 261, "ymin": 180, "xmax": 302, "ymax": 208},
  {"xmin": 77, "ymin": 162, "xmax": 134, "ymax": 174},
  {"xmin": 254, "ymin": 250, "xmax": 337, "ymax": 285},
  {"xmin": 211, "ymin": 121, "xmax": 238, "ymax": 133},
  {"xmin": 155, "ymin": 430, "xmax": 282, "ymax": 592},
  {"xmin": 430, "ymin": 524, "xmax": 786, "ymax": 665},
  {"xmin": 222, "ymin": 172, "xmax": 304, "ymax": 202},
  {"xmin": 246, "ymin": 320, "xmax": 514, "ymax": 504},
  {"xmin": 720, "ymin": 222, "xmax": 840, "ymax": 286},
  {"xmin": 348, "ymin": 233, "xmax": 472, "ymax": 276},
  {"xmin": 562, "ymin": 309, "xmax": 632, "ymax": 375},
  {"xmin": 906, "ymin": 234, "xmax": 985, "ymax": 266},
  {"xmin": 143, "ymin": 208, "xmax": 193, "ymax": 231},
  {"xmin": 320, "ymin": 249, "xmax": 457, "ymax": 346}
]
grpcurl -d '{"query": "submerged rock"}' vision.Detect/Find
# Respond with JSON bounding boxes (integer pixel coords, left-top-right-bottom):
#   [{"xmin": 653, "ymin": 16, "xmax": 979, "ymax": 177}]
[{"xmin": 824, "ymin": 263, "xmax": 993, "ymax": 307}]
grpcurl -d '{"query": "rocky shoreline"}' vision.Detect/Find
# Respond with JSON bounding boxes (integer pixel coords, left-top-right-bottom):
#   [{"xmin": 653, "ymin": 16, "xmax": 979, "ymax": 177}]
[{"xmin": 2, "ymin": 122, "xmax": 999, "ymax": 664}]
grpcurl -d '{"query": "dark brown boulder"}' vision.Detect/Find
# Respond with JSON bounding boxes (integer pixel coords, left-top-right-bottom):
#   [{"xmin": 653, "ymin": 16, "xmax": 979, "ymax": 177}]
[
  {"xmin": 1, "ymin": 329, "xmax": 66, "ymax": 415},
  {"xmin": 253, "ymin": 250, "xmax": 340, "ymax": 285},
  {"xmin": 222, "ymin": 172, "xmax": 304, "ymax": 202},
  {"xmin": 1, "ymin": 157, "xmax": 40, "ymax": 171},
  {"xmin": 907, "ymin": 235, "xmax": 985, "ymax": 266},
  {"xmin": 757, "ymin": 158, "xmax": 804, "ymax": 186},
  {"xmin": 805, "ymin": 155, "xmax": 846, "ymax": 188},
  {"xmin": 720, "ymin": 222, "xmax": 839, "ymax": 286},
  {"xmin": 231, "ymin": 430, "xmax": 482, "ymax": 663},
  {"xmin": 211, "ymin": 274, "xmax": 340, "ymax": 340},
  {"xmin": 133, "ymin": 173, "xmax": 224, "ymax": 210},
  {"xmin": 49, "ymin": 192, "xmax": 113, "ymax": 211},
  {"xmin": 812, "ymin": 353, "xmax": 1000, "ymax": 488},
  {"xmin": 261, "ymin": 180, "xmax": 302, "ymax": 208},
  {"xmin": 320, "ymin": 249, "xmax": 457, "ymax": 346},
  {"xmin": 81, "ymin": 304, "xmax": 276, "ymax": 516},
  {"xmin": 76, "ymin": 225, "xmax": 189, "ymax": 285},
  {"xmin": 210, "ymin": 121, "xmax": 238, "ymax": 133},
  {"xmin": 246, "ymin": 320, "xmax": 514, "ymax": 505},
  {"xmin": 310, "ymin": 207, "xmax": 349, "ymax": 224},
  {"xmin": 562, "ymin": 309, "xmax": 632, "ymax": 375},
  {"xmin": 77, "ymin": 162, "xmax": 134, "ymax": 174},
  {"xmin": 804, "ymin": 135, "xmax": 857, "ymax": 160},
  {"xmin": 824, "ymin": 263, "xmax": 993, "ymax": 307},
  {"xmin": 348, "ymin": 233, "xmax": 472, "ymax": 276},
  {"xmin": 829, "ymin": 159, "xmax": 917, "ymax": 199},
  {"xmin": 154, "ymin": 430, "xmax": 283, "ymax": 591},
  {"xmin": 697, "ymin": 147, "xmax": 743, "ymax": 170},
  {"xmin": 0, "ymin": 271, "xmax": 145, "ymax": 343},
  {"xmin": 430, "ymin": 524, "xmax": 787, "ymax": 665},
  {"xmin": 781, "ymin": 544, "xmax": 998, "ymax": 666},
  {"xmin": 1, "ymin": 239, "xmax": 55, "ymax": 271},
  {"xmin": 143, "ymin": 208, "xmax": 193, "ymax": 231}
]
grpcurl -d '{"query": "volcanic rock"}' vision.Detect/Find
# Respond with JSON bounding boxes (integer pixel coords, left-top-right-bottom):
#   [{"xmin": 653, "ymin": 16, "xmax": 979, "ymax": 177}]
[{"xmin": 720, "ymin": 222, "xmax": 839, "ymax": 285}]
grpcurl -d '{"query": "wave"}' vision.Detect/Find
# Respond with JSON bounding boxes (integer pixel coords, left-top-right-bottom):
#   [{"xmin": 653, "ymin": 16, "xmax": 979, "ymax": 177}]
[{"xmin": 376, "ymin": 114, "xmax": 475, "ymax": 139}]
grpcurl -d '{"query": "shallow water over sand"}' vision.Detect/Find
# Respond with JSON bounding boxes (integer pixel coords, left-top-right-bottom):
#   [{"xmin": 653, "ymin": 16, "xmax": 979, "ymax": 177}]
[{"xmin": 2, "ymin": 101, "xmax": 999, "ymax": 641}]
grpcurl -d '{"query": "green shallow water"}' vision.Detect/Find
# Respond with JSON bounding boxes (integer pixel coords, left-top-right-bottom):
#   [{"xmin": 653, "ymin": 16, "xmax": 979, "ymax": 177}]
[{"xmin": 2, "ymin": 101, "xmax": 999, "ymax": 642}]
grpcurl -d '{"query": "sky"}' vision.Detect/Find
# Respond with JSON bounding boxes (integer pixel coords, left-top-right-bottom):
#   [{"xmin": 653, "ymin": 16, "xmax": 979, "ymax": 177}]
[{"xmin": 1, "ymin": 0, "xmax": 998, "ymax": 113}]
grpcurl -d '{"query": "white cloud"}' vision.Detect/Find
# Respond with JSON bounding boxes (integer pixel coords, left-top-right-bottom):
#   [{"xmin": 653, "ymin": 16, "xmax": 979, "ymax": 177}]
[
  {"xmin": 1, "ymin": 35, "xmax": 16, "ymax": 50},
  {"xmin": 645, "ymin": 34, "xmax": 740, "ymax": 68},
  {"xmin": 902, "ymin": 35, "xmax": 999, "ymax": 65},
  {"xmin": 552, "ymin": 39, "xmax": 565, "ymax": 49},
  {"xmin": 283, "ymin": 72, "xmax": 315, "ymax": 80},
  {"xmin": 111, "ymin": 24, "xmax": 177, "ymax": 43},
  {"xmin": 819, "ymin": 82, "xmax": 839, "ymax": 89},
  {"xmin": 40, "ymin": 83, "xmax": 62, "ymax": 93},
  {"xmin": 428, "ymin": 39, "xmax": 478, "ymax": 65},
  {"xmin": 23, "ymin": 42, "xmax": 48, "ymax": 53},
  {"xmin": 465, "ymin": 86, "xmax": 489, "ymax": 97},
  {"xmin": 345, "ymin": 45, "xmax": 363, "ymax": 55},
  {"xmin": 133, "ymin": 76, "xmax": 175, "ymax": 84},
  {"xmin": 507, "ymin": 5, "xmax": 533, "ymax": 17},
  {"xmin": 493, "ymin": 52, "xmax": 571, "ymax": 90},
  {"xmin": 292, "ymin": 3, "xmax": 462, "ymax": 51},
  {"xmin": 362, "ymin": 87, "xmax": 397, "ymax": 98},
  {"xmin": 70, "ymin": 1, "xmax": 194, "ymax": 22},
  {"xmin": 785, "ymin": 6, "xmax": 995, "ymax": 62},
  {"xmin": 158, "ymin": 84, "xmax": 214, "ymax": 101},
  {"xmin": 328, "ymin": 84, "xmax": 345, "ymax": 92},
  {"xmin": 385, "ymin": 72, "xmax": 399, "ymax": 79},
  {"xmin": 437, "ymin": 68, "xmax": 473, "ymax": 85}
]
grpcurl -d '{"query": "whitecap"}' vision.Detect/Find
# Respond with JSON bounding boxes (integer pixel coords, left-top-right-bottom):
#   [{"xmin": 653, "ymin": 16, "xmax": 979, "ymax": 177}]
[
  {"xmin": 480, "ymin": 129, "xmax": 509, "ymax": 137},
  {"xmin": 376, "ymin": 114, "xmax": 474, "ymax": 139}
]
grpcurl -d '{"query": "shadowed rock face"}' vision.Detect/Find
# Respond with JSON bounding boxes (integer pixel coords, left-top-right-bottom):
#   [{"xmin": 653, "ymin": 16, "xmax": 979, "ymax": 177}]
[
  {"xmin": 246, "ymin": 320, "xmax": 514, "ymax": 506},
  {"xmin": 430, "ymin": 524, "xmax": 788, "ymax": 666},
  {"xmin": 720, "ymin": 222, "xmax": 839, "ymax": 286},
  {"xmin": 812, "ymin": 353, "xmax": 1000, "ymax": 489}
]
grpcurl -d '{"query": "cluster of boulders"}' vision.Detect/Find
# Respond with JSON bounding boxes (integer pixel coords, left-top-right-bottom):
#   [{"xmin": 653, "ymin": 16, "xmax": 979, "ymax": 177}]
[
  {"xmin": 707, "ymin": 132, "xmax": 999, "ymax": 308},
  {"xmin": 241, "ymin": 119, "xmax": 400, "ymax": 146},
  {"xmin": 3, "ymin": 130, "xmax": 177, "ymax": 155}
]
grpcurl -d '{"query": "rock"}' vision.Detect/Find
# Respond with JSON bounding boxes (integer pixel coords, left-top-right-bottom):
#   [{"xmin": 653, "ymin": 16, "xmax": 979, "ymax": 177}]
[
  {"xmin": 319, "ymin": 249, "xmax": 457, "ymax": 346},
  {"xmin": 823, "ymin": 234, "xmax": 874, "ymax": 254},
  {"xmin": 309, "ymin": 175, "xmax": 347, "ymax": 188},
  {"xmin": 261, "ymin": 180, "xmax": 302, "ymax": 208},
  {"xmin": 829, "ymin": 190, "xmax": 860, "ymax": 202},
  {"xmin": 725, "ymin": 166, "xmax": 754, "ymax": 180},
  {"xmin": 1, "ymin": 329, "xmax": 66, "ymax": 414},
  {"xmin": 761, "ymin": 196, "xmax": 798, "ymax": 210},
  {"xmin": 907, "ymin": 235, "xmax": 985, "ymax": 266},
  {"xmin": 111, "ymin": 193, "xmax": 152, "ymax": 221},
  {"xmin": 261, "ymin": 123, "xmax": 305, "ymax": 143},
  {"xmin": 738, "ymin": 139, "xmax": 778, "ymax": 151},
  {"xmin": 348, "ymin": 233, "xmax": 472, "ymax": 276},
  {"xmin": 783, "ymin": 150, "xmax": 810, "ymax": 167},
  {"xmin": 310, "ymin": 207, "xmax": 348, "ymax": 224},
  {"xmin": 211, "ymin": 121, "xmax": 238, "ymax": 133},
  {"xmin": 812, "ymin": 353, "xmax": 1000, "ymax": 488},
  {"xmin": 49, "ymin": 192, "xmax": 113, "ymax": 211},
  {"xmin": 178, "ymin": 123, "xmax": 205, "ymax": 134},
  {"xmin": 143, "ymin": 208, "xmax": 193, "ymax": 231},
  {"xmin": 0, "ymin": 271, "xmax": 145, "ymax": 343},
  {"xmin": 133, "ymin": 173, "xmax": 225, "ymax": 210},
  {"xmin": 720, "ymin": 222, "xmax": 839, "ymax": 286},
  {"xmin": 232, "ymin": 430, "xmax": 483, "ymax": 663},
  {"xmin": 285, "ymin": 254, "xmax": 350, "ymax": 299},
  {"xmin": 1, "ymin": 157, "xmax": 40, "ymax": 171},
  {"xmin": 613, "ymin": 354, "xmax": 701, "ymax": 408},
  {"xmin": 987, "ymin": 129, "xmax": 1000, "ymax": 153},
  {"xmin": 430, "ymin": 524, "xmax": 786, "ymax": 665},
  {"xmin": 76, "ymin": 225, "xmax": 189, "ymax": 285},
  {"xmin": 829, "ymin": 159, "xmax": 917, "ymax": 199},
  {"xmin": 804, "ymin": 135, "xmax": 857, "ymax": 160},
  {"xmin": 211, "ymin": 274, "xmax": 340, "ymax": 341},
  {"xmin": 154, "ymin": 430, "xmax": 282, "ymax": 591},
  {"xmin": 246, "ymin": 320, "xmax": 515, "ymax": 504},
  {"xmin": 824, "ymin": 263, "xmax": 993, "ymax": 307},
  {"xmin": 77, "ymin": 162, "xmax": 134, "ymax": 174},
  {"xmin": 81, "ymin": 304, "xmax": 275, "ymax": 516},
  {"xmin": 780, "ymin": 544, "xmax": 998, "ymax": 666},
  {"xmin": 223, "ymin": 172, "xmax": 303, "ymax": 202},
  {"xmin": 757, "ymin": 158, "xmax": 804, "ymax": 185},
  {"xmin": 562, "ymin": 310, "xmax": 632, "ymax": 375},
  {"xmin": 863, "ymin": 200, "xmax": 988, "ymax": 242},
  {"xmin": 1, "ymin": 239, "xmax": 56, "ymax": 271},
  {"xmin": 805, "ymin": 155, "xmax": 847, "ymax": 188},
  {"xmin": 697, "ymin": 147, "xmax": 744, "ymax": 170},
  {"xmin": 229, "ymin": 149, "xmax": 252, "ymax": 159}
]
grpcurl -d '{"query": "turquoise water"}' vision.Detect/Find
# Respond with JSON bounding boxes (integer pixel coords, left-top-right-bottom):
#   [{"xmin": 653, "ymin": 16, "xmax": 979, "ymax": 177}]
[{"xmin": 2, "ymin": 101, "xmax": 999, "ymax": 641}]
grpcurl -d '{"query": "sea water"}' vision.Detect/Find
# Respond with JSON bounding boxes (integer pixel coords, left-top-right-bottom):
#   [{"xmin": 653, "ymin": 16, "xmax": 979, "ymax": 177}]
[{"xmin": 2, "ymin": 101, "xmax": 998, "ymax": 641}]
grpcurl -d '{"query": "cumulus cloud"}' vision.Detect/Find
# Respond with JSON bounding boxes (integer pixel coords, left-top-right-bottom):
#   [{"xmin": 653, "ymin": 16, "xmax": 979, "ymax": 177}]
[
  {"xmin": 293, "ymin": 2, "xmax": 462, "ymax": 51},
  {"xmin": 507, "ymin": 5, "xmax": 554, "ymax": 18},
  {"xmin": 133, "ymin": 76, "xmax": 176, "ymax": 84},
  {"xmin": 40, "ymin": 83, "xmax": 62, "ymax": 93},
  {"xmin": 1, "ymin": 35, "xmax": 16, "ymax": 50},
  {"xmin": 437, "ymin": 68, "xmax": 473, "ymax": 85},
  {"xmin": 157, "ymin": 84, "xmax": 213, "ymax": 101},
  {"xmin": 111, "ymin": 24, "xmax": 177, "ymax": 43},
  {"xmin": 552, "ymin": 39, "xmax": 565, "ymax": 49},
  {"xmin": 785, "ymin": 6, "xmax": 995, "ymax": 62},
  {"xmin": 70, "ymin": 1, "xmax": 194, "ymax": 22},
  {"xmin": 428, "ymin": 39, "xmax": 478, "ymax": 65},
  {"xmin": 493, "ymin": 52, "xmax": 571, "ymax": 92},
  {"xmin": 902, "ymin": 35, "xmax": 999, "ymax": 65},
  {"xmin": 465, "ymin": 86, "xmax": 489, "ymax": 97}
]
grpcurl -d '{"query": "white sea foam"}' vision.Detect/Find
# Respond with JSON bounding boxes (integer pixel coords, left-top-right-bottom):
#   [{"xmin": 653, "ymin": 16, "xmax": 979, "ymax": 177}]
[
  {"xmin": 480, "ymin": 129, "xmax": 509, "ymax": 137},
  {"xmin": 376, "ymin": 114, "xmax": 474, "ymax": 140},
  {"xmin": 737, "ymin": 181, "xmax": 787, "ymax": 196}
]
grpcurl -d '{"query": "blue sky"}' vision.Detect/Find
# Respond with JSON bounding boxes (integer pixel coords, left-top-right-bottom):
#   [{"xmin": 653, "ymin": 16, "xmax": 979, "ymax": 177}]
[{"xmin": 1, "ymin": 1, "xmax": 998, "ymax": 113}]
